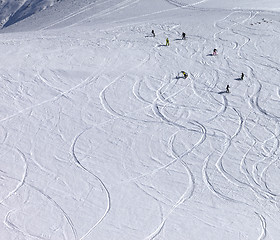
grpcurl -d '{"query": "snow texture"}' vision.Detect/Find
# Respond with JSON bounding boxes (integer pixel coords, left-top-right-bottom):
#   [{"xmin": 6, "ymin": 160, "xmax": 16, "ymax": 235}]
[{"xmin": 0, "ymin": 0, "xmax": 280, "ymax": 239}]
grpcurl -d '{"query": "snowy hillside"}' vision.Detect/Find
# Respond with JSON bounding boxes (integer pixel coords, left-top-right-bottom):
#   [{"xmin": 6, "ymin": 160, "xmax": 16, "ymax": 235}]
[
  {"xmin": 1, "ymin": 0, "xmax": 280, "ymax": 239},
  {"xmin": 0, "ymin": 0, "xmax": 59, "ymax": 28}
]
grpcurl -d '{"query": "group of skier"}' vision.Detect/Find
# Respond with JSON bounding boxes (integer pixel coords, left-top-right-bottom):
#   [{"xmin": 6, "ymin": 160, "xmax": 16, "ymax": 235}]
[
  {"xmin": 225, "ymin": 72, "xmax": 244, "ymax": 93},
  {"xmin": 150, "ymin": 30, "xmax": 245, "ymax": 93},
  {"xmin": 151, "ymin": 30, "xmax": 186, "ymax": 45}
]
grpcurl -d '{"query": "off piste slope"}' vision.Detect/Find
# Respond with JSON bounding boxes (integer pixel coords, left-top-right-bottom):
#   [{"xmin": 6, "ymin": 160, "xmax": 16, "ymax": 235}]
[
  {"xmin": 0, "ymin": 0, "xmax": 61, "ymax": 28},
  {"xmin": 1, "ymin": 0, "xmax": 280, "ymax": 240}
]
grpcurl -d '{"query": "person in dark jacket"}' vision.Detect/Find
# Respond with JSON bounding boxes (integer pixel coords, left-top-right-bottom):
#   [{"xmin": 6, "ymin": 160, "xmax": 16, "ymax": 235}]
[
  {"xmin": 226, "ymin": 84, "xmax": 230, "ymax": 93},
  {"xmin": 241, "ymin": 72, "xmax": 244, "ymax": 80}
]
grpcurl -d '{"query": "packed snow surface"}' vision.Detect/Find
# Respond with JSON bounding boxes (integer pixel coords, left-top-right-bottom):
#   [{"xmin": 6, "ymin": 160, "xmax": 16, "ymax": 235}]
[{"xmin": 0, "ymin": 0, "xmax": 280, "ymax": 239}]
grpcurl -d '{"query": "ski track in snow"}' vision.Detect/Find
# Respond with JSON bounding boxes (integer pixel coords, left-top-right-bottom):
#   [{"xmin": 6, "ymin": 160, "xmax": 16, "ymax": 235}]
[
  {"xmin": 4, "ymin": 210, "xmax": 32, "ymax": 239},
  {"xmin": 1, "ymin": 0, "xmax": 280, "ymax": 239},
  {"xmin": 121, "ymin": 120, "xmax": 206, "ymax": 186},
  {"xmin": 71, "ymin": 130, "xmax": 111, "ymax": 240},
  {"xmin": 63, "ymin": 0, "xmax": 141, "ymax": 30},
  {"xmin": 202, "ymin": 153, "xmax": 241, "ymax": 203},
  {"xmin": 77, "ymin": 6, "xmax": 278, "ymax": 239},
  {"xmin": 99, "ymin": 53, "xmax": 151, "ymax": 118},
  {"xmin": 2, "ymin": 175, "xmax": 78, "ymax": 240},
  {"xmin": 0, "ymin": 149, "xmax": 27, "ymax": 206},
  {"xmin": 256, "ymin": 212, "xmax": 267, "ymax": 240},
  {"xmin": 201, "ymin": 8, "xmax": 280, "ymax": 237},
  {"xmin": 165, "ymin": 0, "xmax": 209, "ymax": 8},
  {"xmin": 0, "ymin": 72, "xmax": 101, "ymax": 124},
  {"xmin": 144, "ymin": 131, "xmax": 196, "ymax": 240},
  {"xmin": 40, "ymin": 0, "xmax": 115, "ymax": 31}
]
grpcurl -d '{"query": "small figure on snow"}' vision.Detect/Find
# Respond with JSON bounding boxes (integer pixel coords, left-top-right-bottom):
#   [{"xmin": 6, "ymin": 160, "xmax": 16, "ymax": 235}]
[
  {"xmin": 241, "ymin": 72, "xmax": 244, "ymax": 80},
  {"xmin": 151, "ymin": 30, "xmax": 155, "ymax": 37},
  {"xmin": 182, "ymin": 32, "xmax": 186, "ymax": 40},
  {"xmin": 166, "ymin": 38, "xmax": 170, "ymax": 46},
  {"xmin": 226, "ymin": 84, "xmax": 230, "ymax": 93},
  {"xmin": 213, "ymin": 48, "xmax": 217, "ymax": 56},
  {"xmin": 177, "ymin": 71, "xmax": 188, "ymax": 79},
  {"xmin": 181, "ymin": 71, "xmax": 188, "ymax": 79}
]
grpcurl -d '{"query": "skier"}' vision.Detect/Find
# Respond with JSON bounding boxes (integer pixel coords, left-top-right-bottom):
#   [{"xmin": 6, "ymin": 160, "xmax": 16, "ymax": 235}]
[
  {"xmin": 182, "ymin": 32, "xmax": 186, "ymax": 40},
  {"xmin": 181, "ymin": 71, "xmax": 188, "ymax": 79},
  {"xmin": 226, "ymin": 84, "xmax": 230, "ymax": 93},
  {"xmin": 151, "ymin": 30, "xmax": 155, "ymax": 37},
  {"xmin": 213, "ymin": 48, "xmax": 217, "ymax": 56},
  {"xmin": 241, "ymin": 72, "xmax": 244, "ymax": 80},
  {"xmin": 166, "ymin": 38, "xmax": 170, "ymax": 46}
]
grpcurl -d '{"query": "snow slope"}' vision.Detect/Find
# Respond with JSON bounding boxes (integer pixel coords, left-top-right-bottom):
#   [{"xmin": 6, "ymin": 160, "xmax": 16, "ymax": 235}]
[
  {"xmin": 0, "ymin": 0, "xmax": 280, "ymax": 239},
  {"xmin": 0, "ymin": 0, "xmax": 60, "ymax": 28}
]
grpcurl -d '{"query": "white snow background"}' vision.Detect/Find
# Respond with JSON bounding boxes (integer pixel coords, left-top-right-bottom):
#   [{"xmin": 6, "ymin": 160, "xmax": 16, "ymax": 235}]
[{"xmin": 0, "ymin": 0, "xmax": 280, "ymax": 239}]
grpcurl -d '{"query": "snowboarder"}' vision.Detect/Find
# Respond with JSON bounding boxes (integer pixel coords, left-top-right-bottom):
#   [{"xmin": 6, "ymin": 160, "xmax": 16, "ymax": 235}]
[
  {"xmin": 241, "ymin": 72, "xmax": 244, "ymax": 80},
  {"xmin": 182, "ymin": 32, "xmax": 186, "ymax": 40},
  {"xmin": 226, "ymin": 84, "xmax": 230, "ymax": 93},
  {"xmin": 166, "ymin": 38, "xmax": 170, "ymax": 46},
  {"xmin": 213, "ymin": 48, "xmax": 217, "ymax": 56},
  {"xmin": 151, "ymin": 30, "xmax": 155, "ymax": 37},
  {"xmin": 181, "ymin": 71, "xmax": 188, "ymax": 79}
]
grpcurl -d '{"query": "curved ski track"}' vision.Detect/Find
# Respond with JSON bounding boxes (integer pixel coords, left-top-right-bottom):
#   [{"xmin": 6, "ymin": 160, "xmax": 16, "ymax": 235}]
[
  {"xmin": 2, "ymin": 1, "xmax": 280, "ymax": 239},
  {"xmin": 71, "ymin": 130, "xmax": 111, "ymax": 240}
]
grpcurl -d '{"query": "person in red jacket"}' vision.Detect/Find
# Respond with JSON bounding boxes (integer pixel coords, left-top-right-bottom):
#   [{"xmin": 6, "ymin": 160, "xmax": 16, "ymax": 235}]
[{"xmin": 213, "ymin": 48, "xmax": 217, "ymax": 55}]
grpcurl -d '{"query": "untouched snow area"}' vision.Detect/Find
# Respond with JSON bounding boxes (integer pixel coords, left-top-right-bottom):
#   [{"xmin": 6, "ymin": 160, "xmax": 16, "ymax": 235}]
[{"xmin": 1, "ymin": 0, "xmax": 280, "ymax": 239}]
